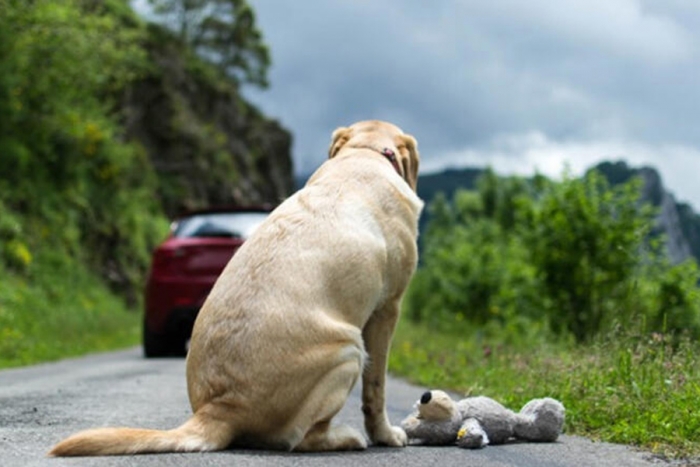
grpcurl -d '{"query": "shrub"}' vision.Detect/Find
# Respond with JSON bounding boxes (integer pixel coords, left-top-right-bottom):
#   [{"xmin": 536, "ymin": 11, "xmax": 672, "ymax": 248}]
[{"xmin": 408, "ymin": 169, "xmax": 700, "ymax": 342}]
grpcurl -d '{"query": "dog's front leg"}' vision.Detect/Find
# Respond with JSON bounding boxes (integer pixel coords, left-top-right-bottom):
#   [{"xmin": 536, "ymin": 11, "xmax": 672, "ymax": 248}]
[{"xmin": 361, "ymin": 301, "xmax": 408, "ymax": 447}]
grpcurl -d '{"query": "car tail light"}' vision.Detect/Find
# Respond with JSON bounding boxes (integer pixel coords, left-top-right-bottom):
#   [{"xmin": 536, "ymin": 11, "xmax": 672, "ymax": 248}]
[
  {"xmin": 149, "ymin": 238, "xmax": 244, "ymax": 279},
  {"xmin": 150, "ymin": 246, "xmax": 186, "ymax": 277}
]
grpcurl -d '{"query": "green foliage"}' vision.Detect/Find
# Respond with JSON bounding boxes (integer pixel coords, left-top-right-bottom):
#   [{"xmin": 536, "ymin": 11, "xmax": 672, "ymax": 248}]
[
  {"xmin": 0, "ymin": 200, "xmax": 28, "ymax": 271},
  {"xmin": 0, "ymin": 0, "xmax": 168, "ymax": 302},
  {"xmin": 644, "ymin": 259, "xmax": 700, "ymax": 337},
  {"xmin": 0, "ymin": 0, "xmax": 287, "ymax": 366},
  {"xmin": 390, "ymin": 319, "xmax": 700, "ymax": 458},
  {"xmin": 526, "ymin": 170, "xmax": 653, "ymax": 340},
  {"xmin": 0, "ymin": 0, "xmax": 164, "ymax": 365},
  {"xmin": 148, "ymin": 0, "xmax": 270, "ymax": 87},
  {"xmin": 0, "ymin": 246, "xmax": 140, "ymax": 368},
  {"xmin": 408, "ymin": 193, "xmax": 544, "ymax": 340},
  {"xmin": 408, "ymin": 168, "xmax": 700, "ymax": 342}
]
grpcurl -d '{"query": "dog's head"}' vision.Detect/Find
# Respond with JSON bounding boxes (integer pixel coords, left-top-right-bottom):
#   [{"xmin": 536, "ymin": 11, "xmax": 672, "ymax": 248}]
[{"xmin": 328, "ymin": 120, "xmax": 420, "ymax": 191}]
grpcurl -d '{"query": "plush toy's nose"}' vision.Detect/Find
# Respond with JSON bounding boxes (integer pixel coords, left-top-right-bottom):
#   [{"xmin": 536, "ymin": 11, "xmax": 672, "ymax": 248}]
[{"xmin": 420, "ymin": 391, "xmax": 432, "ymax": 404}]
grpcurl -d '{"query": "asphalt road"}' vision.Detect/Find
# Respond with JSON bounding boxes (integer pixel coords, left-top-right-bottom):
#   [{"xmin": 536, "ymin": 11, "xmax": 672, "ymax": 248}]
[{"xmin": 0, "ymin": 347, "xmax": 669, "ymax": 467}]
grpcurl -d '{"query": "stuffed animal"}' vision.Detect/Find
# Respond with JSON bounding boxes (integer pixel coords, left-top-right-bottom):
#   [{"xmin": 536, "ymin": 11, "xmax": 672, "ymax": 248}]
[{"xmin": 401, "ymin": 390, "xmax": 565, "ymax": 449}]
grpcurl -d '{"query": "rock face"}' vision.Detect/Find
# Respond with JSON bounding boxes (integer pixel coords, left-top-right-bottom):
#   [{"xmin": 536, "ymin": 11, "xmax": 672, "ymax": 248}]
[
  {"xmin": 657, "ymin": 189, "xmax": 693, "ymax": 263},
  {"xmin": 121, "ymin": 26, "xmax": 294, "ymax": 217},
  {"xmin": 595, "ymin": 161, "xmax": 699, "ymax": 265},
  {"xmin": 640, "ymin": 170, "xmax": 691, "ymax": 263}
]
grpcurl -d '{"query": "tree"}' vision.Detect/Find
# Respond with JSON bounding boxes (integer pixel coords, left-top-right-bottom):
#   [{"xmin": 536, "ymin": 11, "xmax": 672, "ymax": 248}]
[
  {"xmin": 406, "ymin": 187, "xmax": 543, "ymax": 335},
  {"xmin": 526, "ymin": 171, "xmax": 653, "ymax": 341},
  {"xmin": 406, "ymin": 169, "xmax": 700, "ymax": 343},
  {"xmin": 148, "ymin": 0, "xmax": 270, "ymax": 87}
]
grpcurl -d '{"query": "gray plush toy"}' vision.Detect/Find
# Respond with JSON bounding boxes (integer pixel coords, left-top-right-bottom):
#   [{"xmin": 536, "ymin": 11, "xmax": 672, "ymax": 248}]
[{"xmin": 401, "ymin": 390, "xmax": 565, "ymax": 449}]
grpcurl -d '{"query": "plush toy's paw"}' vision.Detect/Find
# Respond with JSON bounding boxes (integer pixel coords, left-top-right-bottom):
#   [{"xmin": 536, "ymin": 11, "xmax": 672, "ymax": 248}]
[
  {"xmin": 514, "ymin": 398, "xmax": 565, "ymax": 442},
  {"xmin": 456, "ymin": 418, "xmax": 489, "ymax": 449},
  {"xmin": 373, "ymin": 425, "xmax": 408, "ymax": 447}
]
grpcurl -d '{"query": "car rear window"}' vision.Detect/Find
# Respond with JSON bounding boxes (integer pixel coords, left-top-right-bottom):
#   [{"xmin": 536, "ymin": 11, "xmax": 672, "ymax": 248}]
[{"xmin": 172, "ymin": 212, "xmax": 270, "ymax": 239}]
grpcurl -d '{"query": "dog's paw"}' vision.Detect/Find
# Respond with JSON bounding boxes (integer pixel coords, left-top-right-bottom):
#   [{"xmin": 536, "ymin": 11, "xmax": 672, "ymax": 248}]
[{"xmin": 373, "ymin": 425, "xmax": 408, "ymax": 447}]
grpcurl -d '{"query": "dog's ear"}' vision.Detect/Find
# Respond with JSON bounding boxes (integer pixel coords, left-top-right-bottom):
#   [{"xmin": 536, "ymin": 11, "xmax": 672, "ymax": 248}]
[
  {"xmin": 398, "ymin": 134, "xmax": 420, "ymax": 191},
  {"xmin": 328, "ymin": 127, "xmax": 352, "ymax": 159}
]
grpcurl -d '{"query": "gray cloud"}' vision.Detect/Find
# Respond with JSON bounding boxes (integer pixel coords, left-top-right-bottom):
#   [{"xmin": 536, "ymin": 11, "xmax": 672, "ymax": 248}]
[{"xmin": 243, "ymin": 1, "xmax": 700, "ymax": 208}]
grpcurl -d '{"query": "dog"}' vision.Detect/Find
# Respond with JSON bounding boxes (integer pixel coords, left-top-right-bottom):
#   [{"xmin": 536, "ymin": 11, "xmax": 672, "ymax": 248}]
[{"xmin": 49, "ymin": 120, "xmax": 423, "ymax": 456}]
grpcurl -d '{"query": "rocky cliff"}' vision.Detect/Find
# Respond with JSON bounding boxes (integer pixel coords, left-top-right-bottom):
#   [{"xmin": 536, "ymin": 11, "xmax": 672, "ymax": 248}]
[
  {"xmin": 593, "ymin": 161, "xmax": 700, "ymax": 265},
  {"xmin": 122, "ymin": 26, "xmax": 294, "ymax": 217}
]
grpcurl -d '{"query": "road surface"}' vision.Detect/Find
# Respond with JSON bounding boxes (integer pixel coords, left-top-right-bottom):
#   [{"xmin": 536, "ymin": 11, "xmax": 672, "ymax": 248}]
[{"xmin": 0, "ymin": 347, "xmax": 671, "ymax": 466}]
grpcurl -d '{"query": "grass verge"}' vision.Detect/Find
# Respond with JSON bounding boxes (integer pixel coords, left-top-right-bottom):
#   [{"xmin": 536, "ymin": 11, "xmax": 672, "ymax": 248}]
[
  {"xmin": 0, "ymin": 250, "xmax": 140, "ymax": 369},
  {"xmin": 389, "ymin": 318, "xmax": 700, "ymax": 459}
]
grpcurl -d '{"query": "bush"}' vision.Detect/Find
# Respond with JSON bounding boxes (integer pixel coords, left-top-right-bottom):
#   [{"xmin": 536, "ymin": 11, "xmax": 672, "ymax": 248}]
[
  {"xmin": 0, "ymin": 201, "xmax": 32, "ymax": 273},
  {"xmin": 407, "ymin": 195, "xmax": 543, "ymax": 337},
  {"xmin": 408, "ymin": 169, "xmax": 700, "ymax": 342}
]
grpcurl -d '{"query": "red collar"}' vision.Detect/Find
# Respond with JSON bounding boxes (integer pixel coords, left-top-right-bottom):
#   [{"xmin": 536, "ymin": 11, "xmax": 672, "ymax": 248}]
[{"xmin": 380, "ymin": 148, "xmax": 402, "ymax": 176}]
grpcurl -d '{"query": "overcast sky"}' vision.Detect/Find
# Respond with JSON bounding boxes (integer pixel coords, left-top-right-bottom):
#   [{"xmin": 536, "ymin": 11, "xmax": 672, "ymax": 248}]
[
  {"xmin": 237, "ymin": 1, "xmax": 700, "ymax": 210},
  {"xmin": 133, "ymin": 1, "xmax": 700, "ymax": 210}
]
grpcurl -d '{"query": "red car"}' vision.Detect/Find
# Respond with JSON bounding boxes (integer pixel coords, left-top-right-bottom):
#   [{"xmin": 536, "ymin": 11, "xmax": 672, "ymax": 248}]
[{"xmin": 143, "ymin": 206, "xmax": 273, "ymax": 357}]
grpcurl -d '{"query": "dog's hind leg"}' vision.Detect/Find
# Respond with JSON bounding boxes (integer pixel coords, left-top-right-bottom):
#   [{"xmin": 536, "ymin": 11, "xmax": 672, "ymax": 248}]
[{"xmin": 290, "ymin": 349, "xmax": 367, "ymax": 452}]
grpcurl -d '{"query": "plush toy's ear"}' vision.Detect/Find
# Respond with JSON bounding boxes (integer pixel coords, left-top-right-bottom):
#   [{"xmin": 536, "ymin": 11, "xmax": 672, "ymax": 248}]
[
  {"xmin": 328, "ymin": 126, "xmax": 352, "ymax": 159},
  {"xmin": 417, "ymin": 390, "xmax": 456, "ymax": 421}
]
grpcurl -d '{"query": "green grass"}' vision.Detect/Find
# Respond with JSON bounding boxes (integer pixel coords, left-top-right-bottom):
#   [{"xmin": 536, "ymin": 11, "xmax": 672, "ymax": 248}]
[
  {"xmin": 0, "ymin": 249, "xmax": 140, "ymax": 369},
  {"xmin": 390, "ymin": 318, "xmax": 700, "ymax": 459}
]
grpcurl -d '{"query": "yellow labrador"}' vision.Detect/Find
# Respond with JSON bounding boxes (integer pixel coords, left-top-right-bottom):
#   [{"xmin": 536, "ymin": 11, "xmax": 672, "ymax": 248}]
[{"xmin": 50, "ymin": 120, "xmax": 423, "ymax": 456}]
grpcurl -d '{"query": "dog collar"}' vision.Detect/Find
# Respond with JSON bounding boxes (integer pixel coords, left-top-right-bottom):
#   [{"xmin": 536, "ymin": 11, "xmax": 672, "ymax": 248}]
[{"xmin": 381, "ymin": 148, "xmax": 402, "ymax": 176}]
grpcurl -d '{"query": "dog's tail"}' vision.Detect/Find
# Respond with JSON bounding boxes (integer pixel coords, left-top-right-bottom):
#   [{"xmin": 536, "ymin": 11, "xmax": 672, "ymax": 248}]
[{"xmin": 48, "ymin": 406, "xmax": 237, "ymax": 457}]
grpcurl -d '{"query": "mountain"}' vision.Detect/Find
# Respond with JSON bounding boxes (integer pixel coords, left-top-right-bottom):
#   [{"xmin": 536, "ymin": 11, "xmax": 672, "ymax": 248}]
[
  {"xmin": 593, "ymin": 161, "xmax": 700, "ymax": 264},
  {"xmin": 416, "ymin": 168, "xmax": 485, "ymax": 207},
  {"xmin": 413, "ymin": 161, "xmax": 700, "ymax": 266}
]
